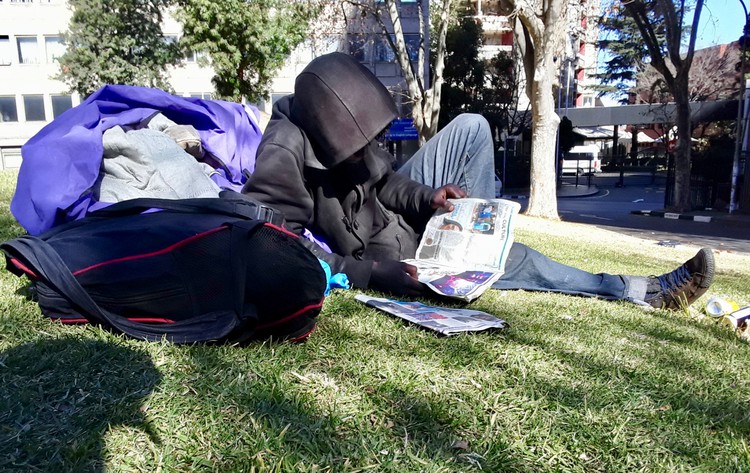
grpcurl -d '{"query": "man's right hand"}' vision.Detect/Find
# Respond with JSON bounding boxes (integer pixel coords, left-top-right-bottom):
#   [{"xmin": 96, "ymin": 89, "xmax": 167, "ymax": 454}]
[{"xmin": 369, "ymin": 260, "xmax": 425, "ymax": 297}]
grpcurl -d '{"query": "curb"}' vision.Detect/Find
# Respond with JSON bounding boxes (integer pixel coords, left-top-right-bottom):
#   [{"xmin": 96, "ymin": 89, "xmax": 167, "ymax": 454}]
[
  {"xmin": 500, "ymin": 194, "xmax": 528, "ymax": 200},
  {"xmin": 631, "ymin": 209, "xmax": 712, "ymax": 223}
]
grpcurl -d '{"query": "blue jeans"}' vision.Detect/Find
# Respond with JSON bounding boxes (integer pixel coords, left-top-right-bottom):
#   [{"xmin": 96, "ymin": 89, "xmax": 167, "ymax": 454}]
[
  {"xmin": 397, "ymin": 114, "xmax": 645, "ymax": 302},
  {"xmin": 397, "ymin": 114, "xmax": 496, "ymax": 199}
]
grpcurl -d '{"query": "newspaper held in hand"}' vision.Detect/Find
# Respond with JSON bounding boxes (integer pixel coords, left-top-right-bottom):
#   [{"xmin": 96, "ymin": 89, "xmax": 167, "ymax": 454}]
[
  {"xmin": 404, "ymin": 198, "xmax": 521, "ymax": 302},
  {"xmin": 355, "ymin": 294, "xmax": 508, "ymax": 336}
]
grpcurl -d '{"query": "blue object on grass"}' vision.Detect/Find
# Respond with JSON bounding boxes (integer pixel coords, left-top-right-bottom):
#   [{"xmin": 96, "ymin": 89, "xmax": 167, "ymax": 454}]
[{"xmin": 318, "ymin": 259, "xmax": 351, "ymax": 295}]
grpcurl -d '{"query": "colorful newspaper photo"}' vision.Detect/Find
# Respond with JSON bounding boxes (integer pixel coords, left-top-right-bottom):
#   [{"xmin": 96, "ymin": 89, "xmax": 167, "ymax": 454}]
[
  {"xmin": 401, "ymin": 259, "xmax": 502, "ymax": 302},
  {"xmin": 416, "ymin": 198, "xmax": 520, "ymax": 271},
  {"xmin": 406, "ymin": 198, "xmax": 521, "ymax": 301}
]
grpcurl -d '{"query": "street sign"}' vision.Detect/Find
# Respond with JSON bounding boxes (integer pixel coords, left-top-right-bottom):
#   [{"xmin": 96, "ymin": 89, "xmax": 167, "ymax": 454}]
[{"xmin": 385, "ymin": 118, "xmax": 418, "ymax": 140}]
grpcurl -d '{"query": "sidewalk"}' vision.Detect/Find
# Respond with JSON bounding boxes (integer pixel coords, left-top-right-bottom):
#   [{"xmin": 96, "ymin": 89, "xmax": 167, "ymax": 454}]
[
  {"xmin": 500, "ymin": 184, "xmax": 750, "ymax": 229},
  {"xmin": 502, "ymin": 183, "xmax": 599, "ymax": 199}
]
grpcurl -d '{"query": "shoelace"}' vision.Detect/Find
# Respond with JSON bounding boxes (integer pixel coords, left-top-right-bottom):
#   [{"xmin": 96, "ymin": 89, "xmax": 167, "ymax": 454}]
[{"xmin": 656, "ymin": 264, "xmax": 692, "ymax": 294}]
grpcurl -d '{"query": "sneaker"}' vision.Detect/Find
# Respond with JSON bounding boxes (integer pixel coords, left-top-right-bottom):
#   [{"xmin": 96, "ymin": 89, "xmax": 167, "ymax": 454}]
[{"xmin": 644, "ymin": 248, "xmax": 715, "ymax": 310}]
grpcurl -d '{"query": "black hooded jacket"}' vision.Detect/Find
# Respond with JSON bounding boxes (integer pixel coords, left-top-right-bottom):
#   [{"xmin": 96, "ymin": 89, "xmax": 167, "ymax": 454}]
[{"xmin": 242, "ymin": 53, "xmax": 435, "ymax": 288}]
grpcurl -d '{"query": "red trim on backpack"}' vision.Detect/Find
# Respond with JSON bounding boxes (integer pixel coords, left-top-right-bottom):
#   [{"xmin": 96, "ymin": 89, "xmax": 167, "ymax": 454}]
[
  {"xmin": 54, "ymin": 316, "xmax": 175, "ymax": 324},
  {"xmin": 72, "ymin": 226, "xmax": 228, "ymax": 276},
  {"xmin": 10, "ymin": 258, "xmax": 38, "ymax": 278},
  {"xmin": 287, "ymin": 325, "xmax": 316, "ymax": 342},
  {"xmin": 127, "ymin": 317, "xmax": 176, "ymax": 324},
  {"xmin": 263, "ymin": 222, "xmax": 299, "ymax": 239},
  {"xmin": 255, "ymin": 298, "xmax": 324, "ymax": 329}
]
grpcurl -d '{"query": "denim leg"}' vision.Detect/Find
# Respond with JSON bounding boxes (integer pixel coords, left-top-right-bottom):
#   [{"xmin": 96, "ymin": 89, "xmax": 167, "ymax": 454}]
[
  {"xmin": 492, "ymin": 242, "xmax": 631, "ymax": 300},
  {"xmin": 400, "ymin": 115, "xmax": 636, "ymax": 301},
  {"xmin": 396, "ymin": 114, "xmax": 495, "ymax": 199}
]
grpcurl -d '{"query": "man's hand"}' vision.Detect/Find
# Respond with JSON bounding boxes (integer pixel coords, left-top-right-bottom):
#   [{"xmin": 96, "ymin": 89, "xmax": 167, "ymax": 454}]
[
  {"xmin": 369, "ymin": 260, "xmax": 425, "ymax": 297},
  {"xmin": 430, "ymin": 184, "xmax": 467, "ymax": 212}
]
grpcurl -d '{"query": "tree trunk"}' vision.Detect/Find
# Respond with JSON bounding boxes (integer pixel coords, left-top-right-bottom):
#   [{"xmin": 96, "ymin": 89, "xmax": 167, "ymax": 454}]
[
  {"xmin": 525, "ymin": 53, "xmax": 560, "ymax": 219},
  {"xmin": 380, "ymin": 0, "xmax": 449, "ymax": 145},
  {"xmin": 671, "ymin": 76, "xmax": 692, "ymax": 212}
]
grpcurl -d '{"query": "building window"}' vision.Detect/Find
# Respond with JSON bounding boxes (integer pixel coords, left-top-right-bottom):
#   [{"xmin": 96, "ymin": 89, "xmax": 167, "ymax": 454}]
[
  {"xmin": 404, "ymin": 34, "xmax": 420, "ymax": 62},
  {"xmin": 45, "ymin": 35, "xmax": 65, "ymax": 63},
  {"xmin": 374, "ymin": 35, "xmax": 395, "ymax": 63},
  {"xmin": 23, "ymin": 95, "xmax": 45, "ymax": 121},
  {"xmin": 348, "ymin": 34, "xmax": 366, "ymax": 62},
  {"xmin": 0, "ymin": 96, "xmax": 19, "ymax": 122},
  {"xmin": 184, "ymin": 49, "xmax": 207, "ymax": 63},
  {"xmin": 0, "ymin": 36, "xmax": 12, "ymax": 65},
  {"xmin": 51, "ymin": 94, "xmax": 72, "ymax": 118},
  {"xmin": 17, "ymin": 36, "xmax": 40, "ymax": 64},
  {"xmin": 373, "ymin": 34, "xmax": 420, "ymax": 63},
  {"xmin": 189, "ymin": 92, "xmax": 213, "ymax": 100}
]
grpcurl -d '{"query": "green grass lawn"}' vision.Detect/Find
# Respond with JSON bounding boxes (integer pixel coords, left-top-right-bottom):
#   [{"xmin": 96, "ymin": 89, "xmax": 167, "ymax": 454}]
[{"xmin": 1, "ymin": 169, "xmax": 749, "ymax": 472}]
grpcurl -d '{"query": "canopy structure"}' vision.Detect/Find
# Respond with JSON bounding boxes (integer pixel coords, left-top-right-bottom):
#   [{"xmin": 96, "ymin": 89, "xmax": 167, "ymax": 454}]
[
  {"xmin": 573, "ymin": 126, "xmax": 616, "ymax": 140},
  {"xmin": 617, "ymin": 131, "xmax": 656, "ymax": 143},
  {"xmin": 562, "ymin": 100, "xmax": 738, "ymax": 127}
]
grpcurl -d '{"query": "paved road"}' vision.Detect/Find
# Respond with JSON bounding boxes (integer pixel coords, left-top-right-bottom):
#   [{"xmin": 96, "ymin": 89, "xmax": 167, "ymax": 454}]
[{"xmin": 509, "ymin": 172, "xmax": 750, "ymax": 253}]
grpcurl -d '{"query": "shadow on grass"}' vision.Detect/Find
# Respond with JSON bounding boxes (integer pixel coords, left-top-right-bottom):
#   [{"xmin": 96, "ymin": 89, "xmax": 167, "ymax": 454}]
[
  {"xmin": 0, "ymin": 338, "xmax": 161, "ymax": 471},
  {"xmin": 504, "ymin": 316, "xmax": 750, "ymax": 469},
  {"xmin": 177, "ymin": 340, "xmax": 520, "ymax": 471}
]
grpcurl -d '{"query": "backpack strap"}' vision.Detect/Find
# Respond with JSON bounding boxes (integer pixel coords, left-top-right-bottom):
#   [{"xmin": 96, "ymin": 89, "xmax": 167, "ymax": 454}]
[
  {"xmin": 1, "ymin": 235, "xmax": 253, "ymax": 344},
  {"xmin": 90, "ymin": 191, "xmax": 284, "ymax": 227}
]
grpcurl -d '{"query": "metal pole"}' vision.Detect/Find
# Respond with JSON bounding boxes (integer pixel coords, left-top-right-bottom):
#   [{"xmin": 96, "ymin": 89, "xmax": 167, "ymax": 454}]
[
  {"xmin": 730, "ymin": 1, "xmax": 749, "ymax": 214},
  {"xmin": 503, "ymin": 134, "xmax": 508, "ymax": 193}
]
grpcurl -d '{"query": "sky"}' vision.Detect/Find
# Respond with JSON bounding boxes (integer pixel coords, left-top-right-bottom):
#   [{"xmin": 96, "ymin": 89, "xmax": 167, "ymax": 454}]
[
  {"xmin": 597, "ymin": 0, "xmax": 746, "ymax": 104},
  {"xmin": 695, "ymin": 0, "xmax": 747, "ymax": 49}
]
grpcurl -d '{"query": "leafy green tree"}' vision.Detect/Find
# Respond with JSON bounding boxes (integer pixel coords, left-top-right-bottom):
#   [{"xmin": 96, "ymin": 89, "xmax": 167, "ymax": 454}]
[
  {"xmin": 440, "ymin": 16, "xmax": 528, "ymax": 142},
  {"xmin": 595, "ymin": 4, "xmax": 665, "ymax": 101},
  {"xmin": 480, "ymin": 47, "xmax": 530, "ymax": 141},
  {"xmin": 440, "ymin": 15, "xmax": 485, "ymax": 126},
  {"xmin": 176, "ymin": 0, "xmax": 319, "ymax": 102},
  {"xmin": 57, "ymin": 0, "xmax": 182, "ymax": 98},
  {"xmin": 618, "ymin": 0, "xmax": 704, "ymax": 211}
]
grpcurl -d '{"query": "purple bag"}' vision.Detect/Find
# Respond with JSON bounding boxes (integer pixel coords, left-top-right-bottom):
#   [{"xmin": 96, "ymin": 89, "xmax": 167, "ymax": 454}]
[{"xmin": 11, "ymin": 85, "xmax": 263, "ymax": 236}]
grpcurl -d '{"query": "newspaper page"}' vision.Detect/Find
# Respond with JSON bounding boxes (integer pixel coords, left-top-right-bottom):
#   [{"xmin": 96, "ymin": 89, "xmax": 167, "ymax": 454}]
[
  {"xmin": 355, "ymin": 295, "xmax": 508, "ymax": 336},
  {"xmin": 405, "ymin": 198, "xmax": 521, "ymax": 301},
  {"xmin": 400, "ymin": 260, "xmax": 502, "ymax": 302}
]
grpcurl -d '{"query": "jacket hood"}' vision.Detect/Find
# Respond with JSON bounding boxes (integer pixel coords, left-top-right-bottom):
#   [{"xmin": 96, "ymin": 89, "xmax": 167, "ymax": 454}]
[{"xmin": 290, "ymin": 52, "xmax": 398, "ymax": 168}]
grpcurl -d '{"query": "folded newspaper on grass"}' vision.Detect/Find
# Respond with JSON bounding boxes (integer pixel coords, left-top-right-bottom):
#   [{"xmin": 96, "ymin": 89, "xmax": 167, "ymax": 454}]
[
  {"xmin": 403, "ymin": 198, "xmax": 521, "ymax": 302},
  {"xmin": 355, "ymin": 295, "xmax": 508, "ymax": 336}
]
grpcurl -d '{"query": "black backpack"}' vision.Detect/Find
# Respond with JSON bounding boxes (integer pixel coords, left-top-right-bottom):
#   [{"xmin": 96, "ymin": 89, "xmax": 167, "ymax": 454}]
[{"xmin": 1, "ymin": 193, "xmax": 328, "ymax": 344}]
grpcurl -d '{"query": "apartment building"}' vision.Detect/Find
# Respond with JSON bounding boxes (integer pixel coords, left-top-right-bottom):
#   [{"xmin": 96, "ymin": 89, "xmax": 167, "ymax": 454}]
[
  {"xmin": 470, "ymin": 0, "xmax": 513, "ymax": 59},
  {"xmin": 569, "ymin": 0, "xmax": 600, "ymax": 109},
  {"xmin": 0, "ymin": 0, "xmax": 217, "ymax": 168},
  {"xmin": 468, "ymin": 0, "xmax": 599, "ymax": 111},
  {"xmin": 0, "ymin": 0, "xmax": 72, "ymax": 167},
  {"xmin": 0, "ymin": 0, "xmax": 428, "ymax": 169}
]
